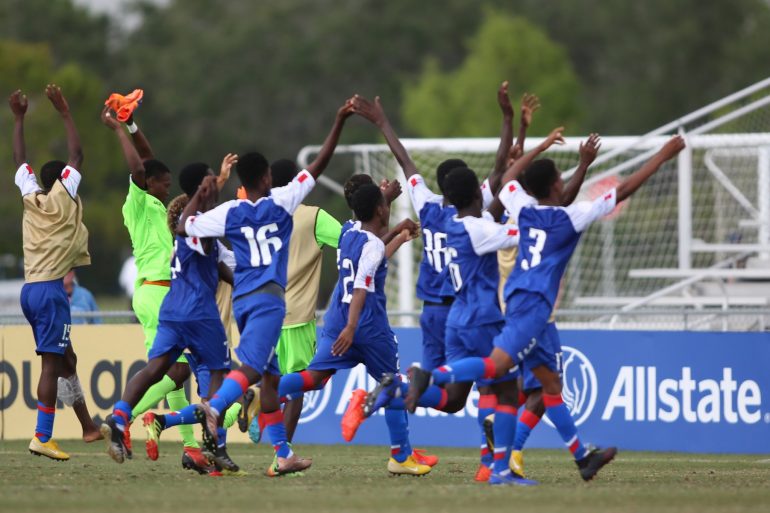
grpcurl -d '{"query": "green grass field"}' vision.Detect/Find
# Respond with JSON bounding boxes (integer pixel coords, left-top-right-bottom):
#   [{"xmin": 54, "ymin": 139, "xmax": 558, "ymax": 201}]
[{"xmin": 1, "ymin": 441, "xmax": 769, "ymax": 513}]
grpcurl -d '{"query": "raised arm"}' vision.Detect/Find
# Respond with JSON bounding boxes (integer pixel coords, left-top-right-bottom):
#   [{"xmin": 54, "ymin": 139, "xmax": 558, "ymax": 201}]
[
  {"xmin": 616, "ymin": 135, "xmax": 685, "ymax": 202},
  {"xmin": 102, "ymin": 106, "xmax": 147, "ymax": 187},
  {"xmin": 561, "ymin": 133, "xmax": 601, "ymax": 206},
  {"xmin": 353, "ymin": 96, "xmax": 418, "ymax": 177},
  {"xmin": 515, "ymin": 93, "xmax": 540, "ymax": 154},
  {"xmin": 487, "ymin": 81, "xmax": 515, "ymax": 194},
  {"xmin": 306, "ymin": 99, "xmax": 355, "ymax": 179},
  {"xmin": 500, "ymin": 126, "xmax": 565, "ymax": 186},
  {"xmin": 46, "ymin": 85, "xmax": 83, "ymax": 170},
  {"xmin": 124, "ymin": 114, "xmax": 155, "ymax": 160},
  {"xmin": 176, "ymin": 175, "xmax": 218, "ymax": 236},
  {"xmin": 384, "ymin": 219, "xmax": 419, "ymax": 258},
  {"xmin": 8, "ymin": 90, "xmax": 28, "ymax": 167}
]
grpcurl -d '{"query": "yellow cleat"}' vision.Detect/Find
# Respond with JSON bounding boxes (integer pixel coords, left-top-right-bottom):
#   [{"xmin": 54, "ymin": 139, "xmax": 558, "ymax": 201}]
[
  {"xmin": 29, "ymin": 437, "xmax": 69, "ymax": 461},
  {"xmin": 510, "ymin": 450, "xmax": 525, "ymax": 477},
  {"xmin": 387, "ymin": 455, "xmax": 431, "ymax": 476}
]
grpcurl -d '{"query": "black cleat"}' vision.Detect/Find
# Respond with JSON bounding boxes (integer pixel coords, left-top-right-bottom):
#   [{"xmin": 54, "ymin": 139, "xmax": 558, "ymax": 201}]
[
  {"xmin": 100, "ymin": 414, "xmax": 128, "ymax": 464},
  {"xmin": 483, "ymin": 414, "xmax": 495, "ymax": 454},
  {"xmin": 204, "ymin": 444, "xmax": 241, "ymax": 474},
  {"xmin": 363, "ymin": 373, "xmax": 398, "ymax": 417},
  {"xmin": 577, "ymin": 446, "xmax": 618, "ymax": 481},
  {"xmin": 194, "ymin": 404, "xmax": 219, "ymax": 454},
  {"xmin": 405, "ymin": 366, "xmax": 432, "ymax": 413},
  {"xmin": 238, "ymin": 388, "xmax": 256, "ymax": 433}
]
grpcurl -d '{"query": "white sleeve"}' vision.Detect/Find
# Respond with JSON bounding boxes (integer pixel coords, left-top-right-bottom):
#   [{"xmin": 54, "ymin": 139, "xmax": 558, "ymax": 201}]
[
  {"xmin": 498, "ymin": 180, "xmax": 537, "ymax": 223},
  {"xmin": 217, "ymin": 241, "xmax": 236, "ymax": 270},
  {"xmin": 185, "ymin": 235, "xmax": 207, "ymax": 256},
  {"xmin": 480, "ymin": 178, "xmax": 494, "ymax": 210},
  {"xmin": 353, "ymin": 238, "xmax": 385, "ymax": 292},
  {"xmin": 565, "ymin": 188, "xmax": 618, "ymax": 232},
  {"xmin": 464, "ymin": 213, "xmax": 520, "ymax": 255},
  {"xmin": 271, "ymin": 169, "xmax": 316, "ymax": 215},
  {"xmin": 406, "ymin": 174, "xmax": 443, "ymax": 215},
  {"xmin": 14, "ymin": 164, "xmax": 41, "ymax": 196},
  {"xmin": 59, "ymin": 166, "xmax": 82, "ymax": 198},
  {"xmin": 185, "ymin": 200, "xmax": 235, "ymax": 238}
]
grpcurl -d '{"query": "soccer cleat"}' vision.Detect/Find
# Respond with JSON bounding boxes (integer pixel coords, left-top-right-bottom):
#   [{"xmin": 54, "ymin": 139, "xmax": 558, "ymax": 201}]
[
  {"xmin": 181, "ymin": 447, "xmax": 219, "ymax": 476},
  {"xmin": 29, "ymin": 437, "xmax": 69, "ymax": 461},
  {"xmin": 238, "ymin": 387, "xmax": 261, "ymax": 433},
  {"xmin": 265, "ymin": 453, "xmax": 312, "ymax": 477},
  {"xmin": 124, "ymin": 421, "xmax": 133, "ymax": 460},
  {"xmin": 483, "ymin": 413, "xmax": 495, "ymax": 453},
  {"xmin": 248, "ymin": 414, "xmax": 263, "ymax": 444},
  {"xmin": 404, "ymin": 366, "xmax": 432, "ymax": 413},
  {"xmin": 194, "ymin": 403, "xmax": 219, "ymax": 453},
  {"xmin": 412, "ymin": 448, "xmax": 438, "ymax": 467},
  {"xmin": 387, "ymin": 455, "xmax": 431, "ymax": 476},
  {"xmin": 363, "ymin": 373, "xmax": 399, "ymax": 417},
  {"xmin": 577, "ymin": 446, "xmax": 617, "ymax": 481},
  {"xmin": 510, "ymin": 450, "xmax": 525, "ymax": 477},
  {"xmin": 341, "ymin": 389, "xmax": 367, "ymax": 442},
  {"xmin": 204, "ymin": 445, "xmax": 241, "ymax": 474},
  {"xmin": 100, "ymin": 414, "xmax": 129, "ymax": 464},
  {"xmin": 489, "ymin": 471, "xmax": 538, "ymax": 486},
  {"xmin": 474, "ymin": 464, "xmax": 492, "ymax": 482},
  {"xmin": 143, "ymin": 412, "xmax": 164, "ymax": 461}
]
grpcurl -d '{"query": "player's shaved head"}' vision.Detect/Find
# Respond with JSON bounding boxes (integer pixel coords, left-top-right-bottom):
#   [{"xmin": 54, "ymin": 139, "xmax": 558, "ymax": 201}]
[
  {"xmin": 437, "ymin": 158, "xmax": 467, "ymax": 195},
  {"xmin": 236, "ymin": 152, "xmax": 270, "ymax": 190},
  {"xmin": 523, "ymin": 159, "xmax": 560, "ymax": 199},
  {"xmin": 351, "ymin": 183, "xmax": 384, "ymax": 222},
  {"xmin": 40, "ymin": 160, "xmax": 66, "ymax": 191},
  {"xmin": 144, "ymin": 159, "xmax": 171, "ymax": 179},
  {"xmin": 344, "ymin": 174, "xmax": 375, "ymax": 209},
  {"xmin": 178, "ymin": 162, "xmax": 212, "ymax": 197},
  {"xmin": 444, "ymin": 167, "xmax": 481, "ymax": 210},
  {"xmin": 271, "ymin": 159, "xmax": 298, "ymax": 188}
]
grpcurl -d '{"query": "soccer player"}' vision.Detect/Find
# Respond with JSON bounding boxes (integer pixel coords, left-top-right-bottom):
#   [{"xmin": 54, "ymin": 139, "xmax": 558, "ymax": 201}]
[
  {"xmin": 407, "ymin": 133, "xmax": 687, "ymax": 482},
  {"xmin": 279, "ymin": 183, "xmax": 426, "ymax": 475},
  {"xmin": 170, "ymin": 99, "xmax": 354, "ymax": 476},
  {"xmin": 11, "ymin": 85, "xmax": 101, "ymax": 460},
  {"xmin": 105, "ymin": 106, "xmax": 208, "ymax": 470},
  {"xmin": 101, "ymin": 152, "xmax": 238, "ymax": 473}
]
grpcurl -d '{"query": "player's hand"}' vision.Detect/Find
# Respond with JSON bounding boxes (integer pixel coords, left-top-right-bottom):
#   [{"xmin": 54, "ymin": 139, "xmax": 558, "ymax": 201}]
[
  {"xmin": 543, "ymin": 126, "xmax": 566, "ymax": 149},
  {"xmin": 380, "ymin": 179, "xmax": 402, "ymax": 204},
  {"xmin": 497, "ymin": 81, "xmax": 514, "ymax": 119},
  {"xmin": 217, "ymin": 153, "xmax": 238, "ymax": 190},
  {"xmin": 393, "ymin": 218, "xmax": 419, "ymax": 239},
  {"xmin": 352, "ymin": 95, "xmax": 387, "ymax": 126},
  {"xmin": 520, "ymin": 93, "xmax": 540, "ymax": 128},
  {"xmin": 197, "ymin": 175, "xmax": 218, "ymax": 201},
  {"xmin": 9, "ymin": 90, "xmax": 28, "ymax": 118},
  {"xmin": 578, "ymin": 133, "xmax": 601, "ymax": 167},
  {"xmin": 658, "ymin": 135, "xmax": 686, "ymax": 160},
  {"xmin": 332, "ymin": 326, "xmax": 355, "ymax": 356},
  {"xmin": 100, "ymin": 105, "xmax": 121, "ymax": 130},
  {"xmin": 337, "ymin": 96, "xmax": 356, "ymax": 120},
  {"xmin": 45, "ymin": 84, "xmax": 70, "ymax": 115}
]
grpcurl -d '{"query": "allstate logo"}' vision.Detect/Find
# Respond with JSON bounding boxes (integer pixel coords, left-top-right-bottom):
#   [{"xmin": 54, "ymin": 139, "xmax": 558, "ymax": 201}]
[
  {"xmin": 298, "ymin": 380, "xmax": 332, "ymax": 424},
  {"xmin": 543, "ymin": 346, "xmax": 597, "ymax": 428}
]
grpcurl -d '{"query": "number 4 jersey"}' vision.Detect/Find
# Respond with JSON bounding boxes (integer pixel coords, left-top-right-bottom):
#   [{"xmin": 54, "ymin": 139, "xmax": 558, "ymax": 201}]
[
  {"xmin": 183, "ymin": 170, "xmax": 315, "ymax": 299},
  {"xmin": 499, "ymin": 180, "xmax": 617, "ymax": 308}
]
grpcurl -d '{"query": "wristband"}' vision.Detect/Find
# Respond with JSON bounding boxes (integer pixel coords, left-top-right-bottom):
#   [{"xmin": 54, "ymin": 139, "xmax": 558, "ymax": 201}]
[{"xmin": 127, "ymin": 121, "xmax": 139, "ymax": 134}]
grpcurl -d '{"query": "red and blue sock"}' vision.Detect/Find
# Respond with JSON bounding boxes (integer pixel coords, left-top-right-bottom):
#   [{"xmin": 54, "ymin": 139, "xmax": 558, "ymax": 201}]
[
  {"xmin": 492, "ymin": 404, "xmax": 517, "ymax": 475},
  {"xmin": 395, "ymin": 381, "xmax": 447, "ymax": 410},
  {"xmin": 513, "ymin": 408, "xmax": 543, "ymax": 451},
  {"xmin": 478, "ymin": 394, "xmax": 497, "ymax": 467},
  {"xmin": 35, "ymin": 402, "xmax": 55, "ymax": 442},
  {"xmin": 112, "ymin": 400, "xmax": 132, "ymax": 431},
  {"xmin": 278, "ymin": 371, "xmax": 324, "ymax": 400},
  {"xmin": 216, "ymin": 426, "xmax": 227, "ymax": 448},
  {"xmin": 263, "ymin": 410, "xmax": 292, "ymax": 458},
  {"xmin": 384, "ymin": 407, "xmax": 412, "ymax": 463},
  {"xmin": 208, "ymin": 370, "xmax": 250, "ymax": 415},
  {"xmin": 431, "ymin": 358, "xmax": 496, "ymax": 386},
  {"xmin": 543, "ymin": 393, "xmax": 587, "ymax": 460}
]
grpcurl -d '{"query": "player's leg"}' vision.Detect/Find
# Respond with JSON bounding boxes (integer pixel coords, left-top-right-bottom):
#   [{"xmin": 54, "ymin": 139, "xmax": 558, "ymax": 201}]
[
  {"xmin": 59, "ymin": 344, "xmax": 101, "ymax": 442},
  {"xmin": 475, "ymin": 384, "xmax": 497, "ymax": 481},
  {"xmin": 276, "ymin": 321, "xmax": 317, "ymax": 441},
  {"xmin": 511, "ymin": 386, "xmax": 544, "ymax": 478}
]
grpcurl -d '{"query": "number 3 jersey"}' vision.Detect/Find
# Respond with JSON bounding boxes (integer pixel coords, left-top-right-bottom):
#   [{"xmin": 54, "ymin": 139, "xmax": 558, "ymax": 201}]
[
  {"xmin": 184, "ymin": 170, "xmax": 315, "ymax": 299},
  {"xmin": 322, "ymin": 225, "xmax": 391, "ymax": 342},
  {"xmin": 445, "ymin": 212, "xmax": 519, "ymax": 328},
  {"xmin": 499, "ymin": 179, "xmax": 617, "ymax": 308}
]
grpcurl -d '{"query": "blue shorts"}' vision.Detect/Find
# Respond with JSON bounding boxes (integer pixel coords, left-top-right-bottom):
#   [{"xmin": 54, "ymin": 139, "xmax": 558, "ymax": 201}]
[
  {"xmin": 522, "ymin": 322, "xmax": 563, "ymax": 391},
  {"xmin": 149, "ymin": 318, "xmax": 230, "ymax": 385},
  {"xmin": 184, "ymin": 351, "xmax": 227, "ymax": 399},
  {"xmin": 493, "ymin": 291, "xmax": 551, "ymax": 364},
  {"xmin": 420, "ymin": 304, "xmax": 450, "ymax": 371},
  {"xmin": 446, "ymin": 322, "xmax": 518, "ymax": 386},
  {"xmin": 308, "ymin": 330, "xmax": 399, "ymax": 380},
  {"xmin": 20, "ymin": 280, "xmax": 71, "ymax": 355},
  {"xmin": 233, "ymin": 292, "xmax": 284, "ymax": 376}
]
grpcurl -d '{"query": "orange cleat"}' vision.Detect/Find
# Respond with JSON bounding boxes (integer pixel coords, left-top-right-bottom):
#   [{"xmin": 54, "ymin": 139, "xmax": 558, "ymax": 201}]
[
  {"xmin": 412, "ymin": 448, "xmax": 439, "ymax": 467},
  {"xmin": 474, "ymin": 464, "xmax": 492, "ymax": 482},
  {"xmin": 341, "ymin": 389, "xmax": 367, "ymax": 442},
  {"xmin": 104, "ymin": 89, "xmax": 144, "ymax": 122}
]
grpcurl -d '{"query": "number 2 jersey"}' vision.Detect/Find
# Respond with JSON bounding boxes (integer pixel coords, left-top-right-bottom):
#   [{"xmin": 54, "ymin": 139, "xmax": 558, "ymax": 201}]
[
  {"xmin": 321, "ymin": 225, "xmax": 391, "ymax": 343},
  {"xmin": 183, "ymin": 170, "xmax": 315, "ymax": 299},
  {"xmin": 445, "ymin": 212, "xmax": 519, "ymax": 328},
  {"xmin": 499, "ymin": 179, "xmax": 617, "ymax": 308}
]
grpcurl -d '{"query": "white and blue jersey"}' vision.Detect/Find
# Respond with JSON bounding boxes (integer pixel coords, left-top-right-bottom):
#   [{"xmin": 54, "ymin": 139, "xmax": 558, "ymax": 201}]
[
  {"xmin": 445, "ymin": 212, "xmax": 519, "ymax": 328},
  {"xmin": 499, "ymin": 180, "xmax": 617, "ymax": 308}
]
